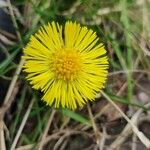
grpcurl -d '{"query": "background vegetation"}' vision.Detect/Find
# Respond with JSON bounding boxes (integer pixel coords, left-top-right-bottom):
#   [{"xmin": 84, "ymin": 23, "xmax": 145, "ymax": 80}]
[{"xmin": 0, "ymin": 0, "xmax": 150, "ymax": 149}]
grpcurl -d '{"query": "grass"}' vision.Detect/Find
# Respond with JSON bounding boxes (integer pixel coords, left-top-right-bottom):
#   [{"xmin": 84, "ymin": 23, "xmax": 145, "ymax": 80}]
[{"xmin": 0, "ymin": 0, "xmax": 150, "ymax": 149}]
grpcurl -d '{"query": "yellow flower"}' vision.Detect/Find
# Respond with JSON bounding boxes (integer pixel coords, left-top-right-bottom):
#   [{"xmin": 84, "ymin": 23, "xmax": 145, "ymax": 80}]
[{"xmin": 23, "ymin": 21, "xmax": 109, "ymax": 110}]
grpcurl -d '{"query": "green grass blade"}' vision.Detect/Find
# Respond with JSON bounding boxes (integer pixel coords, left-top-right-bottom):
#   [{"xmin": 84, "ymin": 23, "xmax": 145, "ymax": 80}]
[{"xmin": 60, "ymin": 108, "xmax": 91, "ymax": 125}]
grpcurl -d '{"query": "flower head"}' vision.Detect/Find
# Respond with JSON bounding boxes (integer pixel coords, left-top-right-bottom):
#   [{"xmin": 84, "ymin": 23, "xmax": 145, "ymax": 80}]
[{"xmin": 23, "ymin": 21, "xmax": 109, "ymax": 110}]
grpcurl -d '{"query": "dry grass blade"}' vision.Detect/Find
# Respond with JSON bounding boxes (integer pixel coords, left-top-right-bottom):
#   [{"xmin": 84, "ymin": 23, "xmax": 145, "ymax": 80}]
[
  {"xmin": 87, "ymin": 103, "xmax": 101, "ymax": 146},
  {"xmin": 6, "ymin": 0, "xmax": 21, "ymax": 40},
  {"xmin": 10, "ymin": 98, "xmax": 34, "ymax": 150},
  {"xmin": 3, "ymin": 59, "xmax": 24, "ymax": 104},
  {"xmin": 38, "ymin": 109, "xmax": 56, "ymax": 150},
  {"xmin": 0, "ymin": 1, "xmax": 8, "ymax": 8},
  {"xmin": 109, "ymin": 102, "xmax": 150, "ymax": 149},
  {"xmin": 101, "ymin": 91, "xmax": 150, "ymax": 149},
  {"xmin": 0, "ymin": 33, "xmax": 15, "ymax": 45},
  {"xmin": 0, "ymin": 123, "xmax": 6, "ymax": 150}
]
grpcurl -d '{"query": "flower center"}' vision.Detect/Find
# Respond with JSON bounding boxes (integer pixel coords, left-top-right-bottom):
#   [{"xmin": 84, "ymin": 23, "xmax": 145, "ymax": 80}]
[{"xmin": 52, "ymin": 49, "xmax": 81, "ymax": 81}]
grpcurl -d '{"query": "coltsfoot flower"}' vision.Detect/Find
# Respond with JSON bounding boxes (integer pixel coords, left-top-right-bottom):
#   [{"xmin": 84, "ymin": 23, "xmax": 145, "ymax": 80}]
[{"xmin": 23, "ymin": 21, "xmax": 109, "ymax": 110}]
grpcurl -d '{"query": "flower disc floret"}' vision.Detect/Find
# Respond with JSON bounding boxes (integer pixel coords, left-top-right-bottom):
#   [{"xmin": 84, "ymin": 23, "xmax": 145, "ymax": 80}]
[{"xmin": 52, "ymin": 49, "xmax": 81, "ymax": 81}]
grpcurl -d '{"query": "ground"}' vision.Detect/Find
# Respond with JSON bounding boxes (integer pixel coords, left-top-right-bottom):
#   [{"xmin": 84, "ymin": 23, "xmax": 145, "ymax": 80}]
[{"xmin": 0, "ymin": 0, "xmax": 150, "ymax": 150}]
